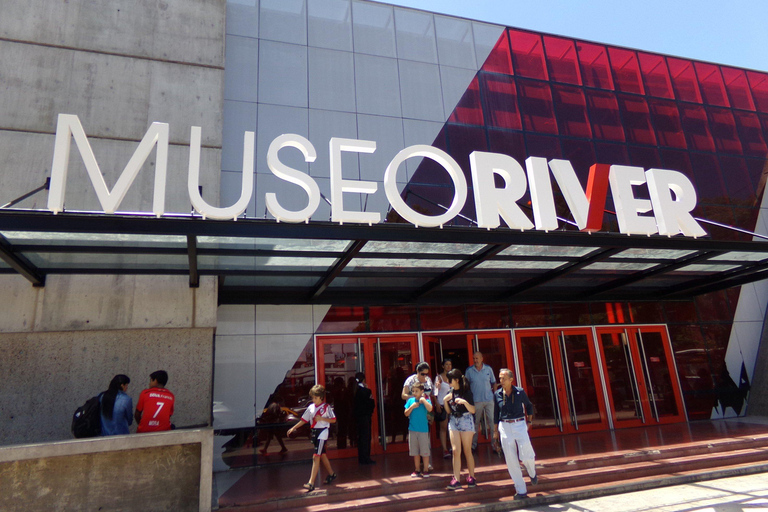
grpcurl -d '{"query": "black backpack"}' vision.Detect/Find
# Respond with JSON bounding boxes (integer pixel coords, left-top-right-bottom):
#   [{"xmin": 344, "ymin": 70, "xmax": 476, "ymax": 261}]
[{"xmin": 72, "ymin": 394, "xmax": 102, "ymax": 438}]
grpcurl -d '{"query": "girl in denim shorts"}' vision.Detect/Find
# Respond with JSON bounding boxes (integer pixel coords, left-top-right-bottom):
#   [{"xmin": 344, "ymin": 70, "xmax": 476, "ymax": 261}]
[{"xmin": 443, "ymin": 368, "xmax": 477, "ymax": 490}]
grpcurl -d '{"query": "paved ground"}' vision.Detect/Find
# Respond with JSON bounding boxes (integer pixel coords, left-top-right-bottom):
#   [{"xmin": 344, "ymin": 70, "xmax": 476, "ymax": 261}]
[{"xmin": 515, "ymin": 473, "xmax": 768, "ymax": 512}]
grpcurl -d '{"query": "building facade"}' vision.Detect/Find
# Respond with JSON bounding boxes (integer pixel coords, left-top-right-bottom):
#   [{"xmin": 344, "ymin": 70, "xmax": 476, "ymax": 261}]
[{"xmin": 0, "ymin": 0, "xmax": 767, "ymax": 475}]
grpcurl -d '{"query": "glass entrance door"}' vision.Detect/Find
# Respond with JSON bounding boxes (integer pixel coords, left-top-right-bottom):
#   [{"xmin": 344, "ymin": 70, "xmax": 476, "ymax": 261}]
[
  {"xmin": 515, "ymin": 328, "xmax": 609, "ymax": 435},
  {"xmin": 316, "ymin": 334, "xmax": 418, "ymax": 457},
  {"xmin": 596, "ymin": 326, "xmax": 686, "ymax": 427}
]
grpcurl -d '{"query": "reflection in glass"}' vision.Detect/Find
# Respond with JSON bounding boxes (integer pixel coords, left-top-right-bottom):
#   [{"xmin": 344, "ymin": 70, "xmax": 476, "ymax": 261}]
[
  {"xmin": 638, "ymin": 331, "xmax": 680, "ymax": 418},
  {"xmin": 519, "ymin": 335, "xmax": 560, "ymax": 430},
  {"xmin": 600, "ymin": 332, "xmax": 643, "ymax": 422}
]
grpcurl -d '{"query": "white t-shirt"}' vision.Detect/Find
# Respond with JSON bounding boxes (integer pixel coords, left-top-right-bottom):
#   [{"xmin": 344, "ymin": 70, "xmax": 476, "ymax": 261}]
[
  {"xmin": 434, "ymin": 373, "xmax": 452, "ymax": 403},
  {"xmin": 404, "ymin": 374, "xmax": 434, "ymax": 397},
  {"xmin": 301, "ymin": 402, "xmax": 336, "ymax": 440}
]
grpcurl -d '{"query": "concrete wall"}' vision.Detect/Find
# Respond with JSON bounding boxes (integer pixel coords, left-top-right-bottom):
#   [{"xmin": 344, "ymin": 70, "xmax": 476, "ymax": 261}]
[
  {"xmin": 0, "ymin": 275, "xmax": 217, "ymax": 446},
  {"xmin": 0, "ymin": 429, "xmax": 213, "ymax": 512},
  {"xmin": 0, "ymin": 0, "xmax": 225, "ymax": 446}
]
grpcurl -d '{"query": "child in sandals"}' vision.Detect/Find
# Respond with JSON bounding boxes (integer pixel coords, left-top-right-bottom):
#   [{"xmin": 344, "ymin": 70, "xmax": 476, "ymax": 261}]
[{"xmin": 287, "ymin": 384, "xmax": 338, "ymax": 492}]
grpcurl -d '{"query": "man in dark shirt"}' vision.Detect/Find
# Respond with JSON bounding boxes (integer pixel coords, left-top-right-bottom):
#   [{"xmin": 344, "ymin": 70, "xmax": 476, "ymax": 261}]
[
  {"xmin": 352, "ymin": 372, "xmax": 376, "ymax": 465},
  {"xmin": 492, "ymin": 368, "xmax": 537, "ymax": 500}
]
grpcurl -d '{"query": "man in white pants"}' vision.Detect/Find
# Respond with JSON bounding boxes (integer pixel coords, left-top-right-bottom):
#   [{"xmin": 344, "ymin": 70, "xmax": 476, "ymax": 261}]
[{"xmin": 492, "ymin": 368, "xmax": 537, "ymax": 500}]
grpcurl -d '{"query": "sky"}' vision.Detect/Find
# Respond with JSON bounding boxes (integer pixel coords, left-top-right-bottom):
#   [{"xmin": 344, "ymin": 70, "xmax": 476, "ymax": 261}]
[{"xmin": 386, "ymin": 0, "xmax": 768, "ymax": 73}]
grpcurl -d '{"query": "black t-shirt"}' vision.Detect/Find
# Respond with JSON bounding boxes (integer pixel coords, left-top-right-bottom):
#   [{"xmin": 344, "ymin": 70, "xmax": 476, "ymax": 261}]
[{"xmin": 446, "ymin": 387, "xmax": 475, "ymax": 417}]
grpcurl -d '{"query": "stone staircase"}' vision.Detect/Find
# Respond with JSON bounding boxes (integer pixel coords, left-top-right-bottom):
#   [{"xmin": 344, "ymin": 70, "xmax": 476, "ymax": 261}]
[{"xmin": 219, "ymin": 432, "xmax": 768, "ymax": 512}]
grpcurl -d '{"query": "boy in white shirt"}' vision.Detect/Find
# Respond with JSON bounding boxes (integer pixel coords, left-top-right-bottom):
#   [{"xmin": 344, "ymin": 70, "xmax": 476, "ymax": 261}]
[{"xmin": 287, "ymin": 385, "xmax": 338, "ymax": 492}]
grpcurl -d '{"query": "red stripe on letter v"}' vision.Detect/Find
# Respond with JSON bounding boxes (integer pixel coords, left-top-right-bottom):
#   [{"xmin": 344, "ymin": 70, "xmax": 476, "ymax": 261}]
[{"xmin": 584, "ymin": 164, "xmax": 611, "ymax": 232}]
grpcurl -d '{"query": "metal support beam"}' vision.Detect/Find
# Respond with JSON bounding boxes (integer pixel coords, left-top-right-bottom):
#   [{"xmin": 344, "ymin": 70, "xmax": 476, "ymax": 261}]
[
  {"xmin": 308, "ymin": 239, "xmax": 367, "ymax": 301},
  {"xmin": 661, "ymin": 257, "xmax": 768, "ymax": 298},
  {"xmin": 411, "ymin": 243, "xmax": 510, "ymax": 301},
  {"xmin": 497, "ymin": 247, "xmax": 621, "ymax": 300},
  {"xmin": 582, "ymin": 250, "xmax": 721, "ymax": 298},
  {"xmin": 187, "ymin": 235, "xmax": 199, "ymax": 288},
  {"xmin": 0, "ymin": 234, "xmax": 45, "ymax": 286}
]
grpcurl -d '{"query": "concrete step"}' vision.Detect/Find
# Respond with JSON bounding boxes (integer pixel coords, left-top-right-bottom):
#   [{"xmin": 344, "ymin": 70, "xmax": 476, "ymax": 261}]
[{"xmin": 218, "ymin": 433, "xmax": 768, "ymax": 512}]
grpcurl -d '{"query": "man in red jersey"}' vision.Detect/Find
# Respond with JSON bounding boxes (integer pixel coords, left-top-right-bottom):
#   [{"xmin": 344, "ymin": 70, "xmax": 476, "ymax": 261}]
[{"xmin": 135, "ymin": 370, "xmax": 175, "ymax": 433}]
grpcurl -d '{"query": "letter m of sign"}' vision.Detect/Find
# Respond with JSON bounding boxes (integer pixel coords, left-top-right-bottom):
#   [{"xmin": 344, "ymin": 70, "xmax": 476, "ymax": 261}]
[{"xmin": 47, "ymin": 114, "xmax": 169, "ymax": 216}]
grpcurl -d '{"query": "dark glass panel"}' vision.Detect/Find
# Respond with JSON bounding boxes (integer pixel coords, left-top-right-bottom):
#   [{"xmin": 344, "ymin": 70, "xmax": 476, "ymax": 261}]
[
  {"xmin": 446, "ymin": 124, "xmax": 488, "ymax": 176},
  {"xmin": 518, "ymin": 334, "xmax": 559, "ymax": 428},
  {"xmin": 733, "ymin": 111, "xmax": 768, "ymax": 158},
  {"xmin": 317, "ymin": 306, "xmax": 367, "ymax": 333},
  {"xmin": 368, "ymin": 306, "xmax": 418, "ymax": 332},
  {"xmin": 448, "ymin": 76, "xmax": 484, "ymax": 125},
  {"xmin": 543, "ymin": 35, "xmax": 582, "ymax": 85},
  {"xmin": 466, "ymin": 304, "xmax": 512, "ymax": 329},
  {"xmin": 561, "ymin": 138, "xmax": 596, "ymax": 184},
  {"xmin": 689, "ymin": 153, "xmax": 727, "ymax": 205},
  {"xmin": 508, "ymin": 29, "xmax": 548, "ymax": 80},
  {"xmin": 482, "ymin": 30, "xmax": 513, "ymax": 75},
  {"xmin": 706, "ymin": 106, "xmax": 742, "ymax": 154},
  {"xmin": 599, "ymin": 331, "xmax": 643, "ymax": 422},
  {"xmin": 562, "ymin": 333, "xmax": 604, "ymax": 425},
  {"xmin": 695, "ymin": 290, "xmax": 734, "ymax": 324},
  {"xmin": 720, "ymin": 67, "xmax": 756, "ymax": 110},
  {"xmin": 649, "ymin": 99, "xmax": 686, "ymax": 148},
  {"xmin": 628, "ymin": 145, "xmax": 662, "ymax": 170},
  {"xmin": 525, "ymin": 133, "xmax": 562, "ymax": 160},
  {"xmin": 576, "ymin": 41, "xmax": 614, "ymax": 90},
  {"xmin": 719, "ymin": 156, "xmax": 756, "ymax": 206},
  {"xmin": 667, "ymin": 57, "xmax": 702, "ymax": 103},
  {"xmin": 638, "ymin": 52, "xmax": 674, "ymax": 99},
  {"xmin": 585, "ymin": 90, "xmax": 625, "ymax": 141},
  {"xmin": 697, "ymin": 205, "xmax": 740, "ymax": 240},
  {"xmin": 552, "ymin": 84, "xmax": 592, "ymax": 137},
  {"xmin": 419, "ymin": 305, "xmax": 466, "ymax": 330},
  {"xmin": 550, "ymin": 303, "xmax": 591, "ymax": 326},
  {"xmin": 488, "ymin": 130, "xmax": 528, "ymax": 163},
  {"xmin": 594, "ymin": 142, "xmax": 629, "ymax": 168},
  {"xmin": 617, "ymin": 95, "xmax": 656, "ymax": 145},
  {"xmin": 517, "ymin": 79, "xmax": 557, "ymax": 134},
  {"xmin": 608, "ymin": 47, "xmax": 644, "ymax": 95},
  {"xmin": 638, "ymin": 331, "xmax": 681, "ymax": 417},
  {"xmin": 377, "ymin": 341, "xmax": 414, "ymax": 447},
  {"xmin": 399, "ymin": 184, "xmax": 463, "ymax": 219},
  {"xmin": 511, "ymin": 303, "xmax": 549, "ymax": 327},
  {"xmin": 631, "ymin": 302, "xmax": 665, "ymax": 324},
  {"xmin": 480, "ymin": 73, "xmax": 522, "ymax": 130},
  {"xmin": 747, "ymin": 70, "xmax": 768, "ymax": 113},
  {"xmin": 701, "ymin": 324, "xmax": 731, "ymax": 374},
  {"xmin": 679, "ymin": 104, "xmax": 715, "ymax": 152},
  {"xmin": 745, "ymin": 158, "xmax": 768, "ymax": 206},
  {"xmin": 664, "ymin": 301, "xmax": 698, "ymax": 323},
  {"xmin": 732, "ymin": 206, "xmax": 759, "ymax": 232},
  {"xmin": 694, "ymin": 62, "xmax": 730, "ymax": 107}
]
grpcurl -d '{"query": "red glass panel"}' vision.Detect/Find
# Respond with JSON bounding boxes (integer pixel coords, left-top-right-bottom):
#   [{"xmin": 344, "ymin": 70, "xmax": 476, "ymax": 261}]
[
  {"xmin": 595, "ymin": 142, "xmax": 629, "ymax": 166},
  {"xmin": 695, "ymin": 62, "xmax": 729, "ymax": 107},
  {"xmin": 679, "ymin": 104, "xmax": 715, "ymax": 152},
  {"xmin": 608, "ymin": 47, "xmax": 644, "ymax": 95},
  {"xmin": 638, "ymin": 52, "xmax": 674, "ymax": 99},
  {"xmin": 317, "ymin": 306, "xmax": 367, "ymax": 333},
  {"xmin": 689, "ymin": 153, "xmax": 727, "ymax": 204},
  {"xmin": 586, "ymin": 90, "xmax": 624, "ymax": 141},
  {"xmin": 480, "ymin": 73, "xmax": 521, "ymax": 130},
  {"xmin": 448, "ymin": 76, "xmax": 484, "ymax": 125},
  {"xmin": 517, "ymin": 79, "xmax": 557, "ymax": 134},
  {"xmin": 419, "ymin": 305, "xmax": 466, "ymax": 330},
  {"xmin": 552, "ymin": 84, "xmax": 591, "ymax": 137},
  {"xmin": 667, "ymin": 57, "xmax": 702, "ymax": 103},
  {"xmin": 745, "ymin": 158, "xmax": 768, "ymax": 204},
  {"xmin": 446, "ymin": 124, "xmax": 487, "ymax": 173},
  {"xmin": 466, "ymin": 304, "xmax": 512, "ymax": 329},
  {"xmin": 561, "ymin": 138, "xmax": 596, "ymax": 183},
  {"xmin": 550, "ymin": 303, "xmax": 591, "ymax": 326},
  {"xmin": 733, "ymin": 206, "xmax": 760, "ymax": 232},
  {"xmin": 482, "ymin": 30, "xmax": 513, "ymax": 75},
  {"xmin": 368, "ymin": 306, "xmax": 418, "ymax": 332},
  {"xmin": 525, "ymin": 133, "xmax": 562, "ymax": 159},
  {"xmin": 721, "ymin": 67, "xmax": 756, "ymax": 110},
  {"xmin": 747, "ymin": 70, "xmax": 768, "ymax": 112},
  {"xmin": 631, "ymin": 302, "xmax": 665, "ymax": 323},
  {"xmin": 508, "ymin": 29, "xmax": 548, "ymax": 80},
  {"xmin": 511, "ymin": 304, "xmax": 550, "ymax": 327},
  {"xmin": 649, "ymin": 99, "xmax": 686, "ymax": 148},
  {"xmin": 719, "ymin": 156, "xmax": 756, "ymax": 206},
  {"xmin": 628, "ymin": 145, "xmax": 662, "ymax": 169},
  {"xmin": 543, "ymin": 36, "xmax": 581, "ymax": 85},
  {"xmin": 618, "ymin": 95, "xmax": 656, "ymax": 145},
  {"xmin": 660, "ymin": 149, "xmax": 695, "ymax": 182},
  {"xmin": 576, "ymin": 41, "xmax": 614, "ymax": 90},
  {"xmin": 733, "ymin": 111, "xmax": 768, "ymax": 157},
  {"xmin": 698, "ymin": 205, "xmax": 740, "ymax": 240},
  {"xmin": 706, "ymin": 106, "xmax": 742, "ymax": 154}
]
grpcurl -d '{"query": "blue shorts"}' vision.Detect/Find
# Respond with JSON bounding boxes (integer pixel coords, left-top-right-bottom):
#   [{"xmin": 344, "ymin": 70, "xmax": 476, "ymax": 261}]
[{"xmin": 449, "ymin": 413, "xmax": 475, "ymax": 432}]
